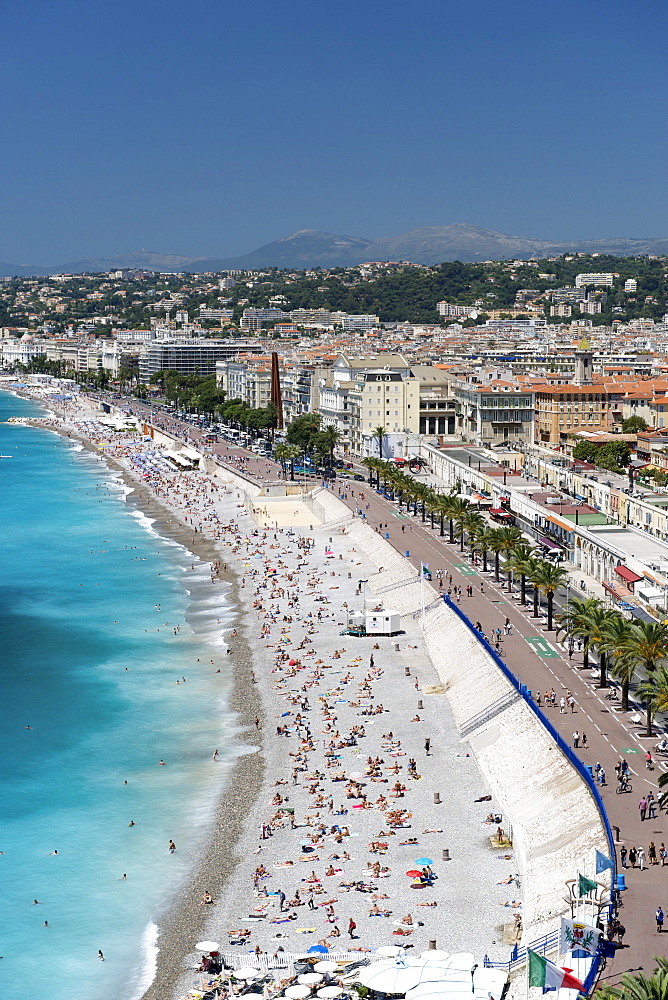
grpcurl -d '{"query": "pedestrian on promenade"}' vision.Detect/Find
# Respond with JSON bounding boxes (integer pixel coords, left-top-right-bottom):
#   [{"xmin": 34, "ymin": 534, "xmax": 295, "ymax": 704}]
[
  {"xmin": 598, "ymin": 767, "xmax": 606, "ymax": 786},
  {"xmin": 657, "ymin": 907, "xmax": 664, "ymax": 932},
  {"xmin": 573, "ymin": 731, "xmax": 580, "ymax": 748},
  {"xmin": 648, "ymin": 792, "xmax": 656, "ymax": 818},
  {"xmin": 638, "ymin": 848, "xmax": 646, "ymax": 870},
  {"xmin": 594, "ymin": 762, "xmax": 601, "ymax": 779},
  {"xmin": 559, "ymin": 696, "xmax": 566, "ymax": 714},
  {"xmin": 617, "ymin": 923, "xmax": 626, "ymax": 945},
  {"xmin": 639, "ymin": 797, "xmax": 648, "ymax": 821},
  {"xmin": 629, "ymin": 846, "xmax": 637, "ymax": 868},
  {"xmin": 620, "ymin": 846, "xmax": 628, "ymax": 868},
  {"xmin": 661, "ymin": 843, "xmax": 667, "ymax": 866},
  {"xmin": 649, "ymin": 842, "xmax": 658, "ymax": 865},
  {"xmin": 567, "ymin": 693, "xmax": 575, "ymax": 712},
  {"xmin": 480, "ymin": 582, "xmax": 484, "ymax": 593},
  {"xmin": 536, "ymin": 692, "xmax": 542, "ymax": 708},
  {"xmin": 582, "ymin": 733, "xmax": 588, "ymax": 748}
]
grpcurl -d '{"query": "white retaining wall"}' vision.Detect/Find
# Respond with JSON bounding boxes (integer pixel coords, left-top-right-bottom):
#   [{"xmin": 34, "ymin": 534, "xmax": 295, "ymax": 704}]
[{"xmin": 326, "ymin": 501, "xmax": 609, "ymax": 943}]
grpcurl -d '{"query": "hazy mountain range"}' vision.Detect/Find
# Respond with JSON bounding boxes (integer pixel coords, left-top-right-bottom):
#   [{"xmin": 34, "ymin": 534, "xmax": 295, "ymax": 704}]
[{"xmin": 3, "ymin": 224, "xmax": 668, "ymax": 277}]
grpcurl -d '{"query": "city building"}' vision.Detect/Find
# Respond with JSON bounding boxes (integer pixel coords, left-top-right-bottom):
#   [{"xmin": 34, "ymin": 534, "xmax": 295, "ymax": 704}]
[{"xmin": 575, "ymin": 273, "xmax": 615, "ymax": 288}]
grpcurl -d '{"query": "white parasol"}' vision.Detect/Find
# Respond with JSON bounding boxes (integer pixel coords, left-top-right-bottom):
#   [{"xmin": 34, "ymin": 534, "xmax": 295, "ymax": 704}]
[
  {"xmin": 314, "ymin": 962, "xmax": 340, "ymax": 974},
  {"xmin": 286, "ymin": 987, "xmax": 313, "ymax": 999},
  {"xmin": 317, "ymin": 988, "xmax": 343, "ymax": 999},
  {"xmin": 195, "ymin": 940, "xmax": 220, "ymax": 951},
  {"xmin": 298, "ymin": 973, "xmax": 325, "ymax": 985},
  {"xmin": 376, "ymin": 946, "xmax": 404, "ymax": 958},
  {"xmin": 419, "ymin": 951, "xmax": 450, "ymax": 962},
  {"xmin": 357, "ymin": 959, "xmax": 450, "ymax": 994}
]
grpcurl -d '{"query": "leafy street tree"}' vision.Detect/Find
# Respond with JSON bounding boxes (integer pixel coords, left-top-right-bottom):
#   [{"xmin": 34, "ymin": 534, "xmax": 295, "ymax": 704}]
[
  {"xmin": 507, "ymin": 543, "xmax": 536, "ymax": 602},
  {"xmin": 621, "ymin": 416, "xmax": 648, "ymax": 433}
]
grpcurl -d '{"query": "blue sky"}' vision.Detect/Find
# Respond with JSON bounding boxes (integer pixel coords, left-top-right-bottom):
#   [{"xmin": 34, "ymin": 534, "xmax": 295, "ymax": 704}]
[{"xmin": 1, "ymin": 0, "xmax": 666, "ymax": 262}]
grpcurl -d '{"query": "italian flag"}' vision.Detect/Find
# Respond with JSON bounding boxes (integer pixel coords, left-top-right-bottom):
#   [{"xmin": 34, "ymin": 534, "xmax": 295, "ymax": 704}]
[{"xmin": 528, "ymin": 951, "xmax": 584, "ymax": 992}]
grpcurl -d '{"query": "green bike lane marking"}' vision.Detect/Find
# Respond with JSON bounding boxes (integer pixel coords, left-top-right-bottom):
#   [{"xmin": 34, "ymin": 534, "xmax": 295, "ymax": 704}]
[
  {"xmin": 454, "ymin": 562, "xmax": 477, "ymax": 576},
  {"xmin": 525, "ymin": 636, "xmax": 559, "ymax": 658}
]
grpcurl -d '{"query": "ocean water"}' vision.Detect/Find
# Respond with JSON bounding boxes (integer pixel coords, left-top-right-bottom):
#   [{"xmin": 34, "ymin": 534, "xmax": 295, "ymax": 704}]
[{"xmin": 0, "ymin": 392, "xmax": 239, "ymax": 1000}]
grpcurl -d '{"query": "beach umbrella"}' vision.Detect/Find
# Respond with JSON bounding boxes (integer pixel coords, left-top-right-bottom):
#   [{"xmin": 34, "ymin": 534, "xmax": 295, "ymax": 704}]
[
  {"xmin": 376, "ymin": 946, "xmax": 404, "ymax": 958},
  {"xmin": 286, "ymin": 987, "xmax": 312, "ymax": 999},
  {"xmin": 419, "ymin": 951, "xmax": 450, "ymax": 962},
  {"xmin": 298, "ymin": 973, "xmax": 324, "ymax": 985},
  {"xmin": 317, "ymin": 989, "xmax": 343, "ymax": 999},
  {"xmin": 232, "ymin": 968, "xmax": 261, "ymax": 980},
  {"xmin": 307, "ymin": 945, "xmax": 330, "ymax": 956},
  {"xmin": 314, "ymin": 961, "xmax": 339, "ymax": 973},
  {"xmin": 406, "ymin": 870, "xmax": 423, "ymax": 877},
  {"xmin": 195, "ymin": 940, "xmax": 220, "ymax": 951},
  {"xmin": 414, "ymin": 858, "xmax": 433, "ymax": 866},
  {"xmin": 406, "ymin": 987, "xmax": 477, "ymax": 1000},
  {"xmin": 358, "ymin": 959, "xmax": 448, "ymax": 994}
]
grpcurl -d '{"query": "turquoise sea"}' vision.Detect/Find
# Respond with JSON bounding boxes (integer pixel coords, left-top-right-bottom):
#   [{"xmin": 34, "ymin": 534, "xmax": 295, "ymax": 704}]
[{"xmin": 0, "ymin": 391, "xmax": 237, "ymax": 1000}]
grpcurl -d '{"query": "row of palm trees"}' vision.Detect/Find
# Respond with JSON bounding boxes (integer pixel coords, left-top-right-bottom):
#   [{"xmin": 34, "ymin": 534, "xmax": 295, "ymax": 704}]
[
  {"xmin": 361, "ymin": 457, "xmax": 668, "ymax": 736},
  {"xmin": 557, "ymin": 596, "xmax": 668, "ymax": 735},
  {"xmin": 361, "ymin": 458, "xmax": 569, "ymax": 630}
]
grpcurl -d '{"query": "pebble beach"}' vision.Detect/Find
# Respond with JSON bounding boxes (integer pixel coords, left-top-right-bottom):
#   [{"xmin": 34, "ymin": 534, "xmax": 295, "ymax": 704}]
[{"xmin": 12, "ymin": 392, "xmax": 520, "ymax": 998}]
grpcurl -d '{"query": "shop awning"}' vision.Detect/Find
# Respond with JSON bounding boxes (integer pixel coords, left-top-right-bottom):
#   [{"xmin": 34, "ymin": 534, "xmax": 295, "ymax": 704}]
[
  {"xmin": 615, "ymin": 566, "xmax": 642, "ymax": 584},
  {"xmin": 602, "ymin": 580, "xmax": 622, "ymax": 598},
  {"xmin": 540, "ymin": 537, "xmax": 562, "ymax": 550},
  {"xmin": 546, "ymin": 513, "xmax": 572, "ymax": 530}
]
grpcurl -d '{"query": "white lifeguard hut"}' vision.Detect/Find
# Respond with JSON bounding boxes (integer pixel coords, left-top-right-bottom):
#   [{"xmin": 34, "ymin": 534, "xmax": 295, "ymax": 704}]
[{"xmin": 365, "ymin": 608, "xmax": 401, "ymax": 636}]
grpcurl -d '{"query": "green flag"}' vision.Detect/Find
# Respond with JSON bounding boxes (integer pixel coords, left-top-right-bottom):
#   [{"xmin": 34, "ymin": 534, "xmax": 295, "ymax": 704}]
[{"xmin": 578, "ymin": 873, "xmax": 597, "ymax": 896}]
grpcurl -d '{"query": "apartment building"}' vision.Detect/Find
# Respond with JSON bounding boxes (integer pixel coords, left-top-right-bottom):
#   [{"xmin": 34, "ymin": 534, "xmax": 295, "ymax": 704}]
[
  {"xmin": 139, "ymin": 339, "xmax": 255, "ymax": 382},
  {"xmin": 348, "ymin": 369, "xmax": 420, "ymax": 457},
  {"xmin": 575, "ymin": 272, "xmax": 615, "ymax": 288},
  {"xmin": 452, "ymin": 380, "xmax": 535, "ymax": 446}
]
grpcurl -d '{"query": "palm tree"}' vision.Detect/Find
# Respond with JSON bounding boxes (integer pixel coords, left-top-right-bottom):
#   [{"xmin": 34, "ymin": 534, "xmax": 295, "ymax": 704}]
[
  {"xmin": 283, "ymin": 444, "xmax": 300, "ymax": 481},
  {"xmin": 274, "ymin": 443, "xmax": 290, "ymax": 477},
  {"xmin": 412, "ymin": 482, "xmax": 431, "ymax": 523},
  {"xmin": 506, "ymin": 543, "xmax": 535, "ymax": 600},
  {"xmin": 494, "ymin": 525, "xmax": 522, "ymax": 586},
  {"xmin": 599, "ymin": 614, "xmax": 637, "ymax": 711},
  {"xmin": 488, "ymin": 528, "xmax": 507, "ymax": 584},
  {"xmin": 475, "ymin": 527, "xmax": 497, "ymax": 574},
  {"xmin": 362, "ymin": 457, "xmax": 379, "ymax": 486},
  {"xmin": 597, "ymin": 956, "xmax": 668, "ymax": 1000},
  {"xmin": 531, "ymin": 560, "xmax": 569, "ymax": 631},
  {"xmin": 374, "ymin": 425, "xmax": 385, "ymax": 459},
  {"xmin": 322, "ymin": 426, "xmax": 341, "ymax": 468},
  {"xmin": 556, "ymin": 597, "xmax": 602, "ymax": 672},
  {"xmin": 585, "ymin": 604, "xmax": 617, "ymax": 689},
  {"xmin": 620, "ymin": 621, "xmax": 668, "ymax": 722},
  {"xmin": 448, "ymin": 498, "xmax": 471, "ymax": 548},
  {"xmin": 637, "ymin": 668, "xmax": 668, "ymax": 736},
  {"xmin": 461, "ymin": 509, "xmax": 485, "ymax": 553}
]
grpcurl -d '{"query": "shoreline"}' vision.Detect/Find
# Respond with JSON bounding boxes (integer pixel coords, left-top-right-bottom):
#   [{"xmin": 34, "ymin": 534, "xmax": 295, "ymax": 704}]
[{"xmin": 6, "ymin": 394, "xmax": 269, "ymax": 998}]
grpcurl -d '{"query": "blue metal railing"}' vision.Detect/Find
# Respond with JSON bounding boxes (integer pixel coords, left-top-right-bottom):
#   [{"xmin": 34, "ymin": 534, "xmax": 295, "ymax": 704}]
[
  {"xmin": 443, "ymin": 596, "xmax": 616, "ymax": 994},
  {"xmin": 484, "ymin": 929, "xmax": 560, "ymax": 971}
]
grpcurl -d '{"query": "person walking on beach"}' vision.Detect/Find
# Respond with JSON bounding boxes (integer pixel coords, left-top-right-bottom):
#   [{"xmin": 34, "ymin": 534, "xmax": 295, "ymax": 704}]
[
  {"xmin": 278, "ymin": 890, "xmax": 286, "ymax": 912},
  {"xmin": 348, "ymin": 917, "xmax": 356, "ymax": 939},
  {"xmin": 424, "ymin": 738, "xmax": 431, "ymax": 755}
]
